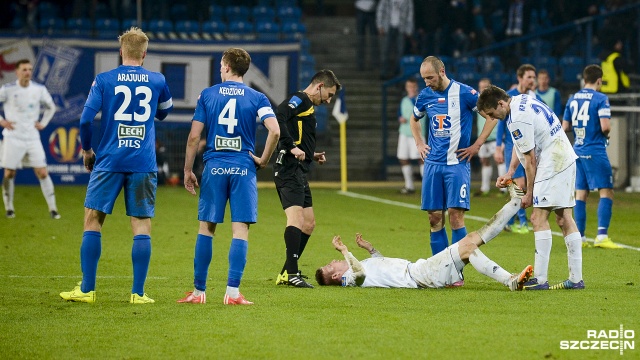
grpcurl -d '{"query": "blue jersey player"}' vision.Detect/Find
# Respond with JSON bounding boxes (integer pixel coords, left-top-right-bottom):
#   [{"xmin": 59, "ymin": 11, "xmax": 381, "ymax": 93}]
[
  {"xmin": 60, "ymin": 27, "xmax": 173, "ymax": 304},
  {"xmin": 562, "ymin": 65, "xmax": 620, "ymax": 249},
  {"xmin": 178, "ymin": 48, "xmax": 280, "ymax": 305},
  {"xmin": 410, "ymin": 56, "xmax": 478, "ymax": 257},
  {"xmin": 496, "ymin": 64, "xmax": 539, "ymax": 234}
]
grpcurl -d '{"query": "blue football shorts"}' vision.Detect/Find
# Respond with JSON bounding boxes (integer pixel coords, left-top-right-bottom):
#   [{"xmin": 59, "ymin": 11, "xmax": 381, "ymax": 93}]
[
  {"xmin": 576, "ymin": 153, "xmax": 613, "ymax": 191},
  {"xmin": 84, "ymin": 171, "xmax": 157, "ymax": 217},
  {"xmin": 421, "ymin": 162, "xmax": 470, "ymax": 211},
  {"xmin": 198, "ymin": 158, "xmax": 257, "ymax": 224},
  {"xmin": 504, "ymin": 143, "xmax": 525, "ymax": 179}
]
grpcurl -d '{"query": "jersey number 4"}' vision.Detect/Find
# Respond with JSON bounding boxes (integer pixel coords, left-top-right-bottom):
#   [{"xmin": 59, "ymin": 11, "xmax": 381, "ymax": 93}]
[
  {"xmin": 219, "ymin": 98, "xmax": 238, "ymax": 134},
  {"xmin": 114, "ymin": 85, "xmax": 152, "ymax": 122}
]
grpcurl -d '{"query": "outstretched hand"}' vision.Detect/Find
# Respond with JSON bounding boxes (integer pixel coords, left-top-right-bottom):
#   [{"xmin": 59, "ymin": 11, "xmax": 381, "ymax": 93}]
[
  {"xmin": 355, "ymin": 233, "xmax": 373, "ymax": 252},
  {"xmin": 332, "ymin": 235, "xmax": 348, "ymax": 253}
]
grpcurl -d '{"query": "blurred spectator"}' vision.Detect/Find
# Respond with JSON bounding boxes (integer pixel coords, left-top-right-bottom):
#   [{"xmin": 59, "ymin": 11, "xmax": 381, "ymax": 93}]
[
  {"xmin": 535, "ymin": 69, "xmax": 562, "ymax": 116},
  {"xmin": 377, "ymin": 0, "xmax": 414, "ymax": 79},
  {"xmin": 355, "ymin": 0, "xmax": 378, "ymax": 71},
  {"xmin": 395, "ymin": 78, "xmax": 423, "ymax": 194},
  {"xmin": 156, "ymin": 140, "xmax": 169, "ymax": 185},
  {"xmin": 412, "ymin": 0, "xmax": 446, "ymax": 56},
  {"xmin": 600, "ymin": 39, "xmax": 632, "ymax": 94},
  {"xmin": 446, "ymin": 0, "xmax": 473, "ymax": 58}
]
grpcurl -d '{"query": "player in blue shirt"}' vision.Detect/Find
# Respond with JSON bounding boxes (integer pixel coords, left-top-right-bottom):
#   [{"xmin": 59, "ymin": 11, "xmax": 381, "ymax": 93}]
[
  {"xmin": 60, "ymin": 27, "xmax": 173, "ymax": 304},
  {"xmin": 562, "ymin": 64, "xmax": 620, "ymax": 249},
  {"xmin": 178, "ymin": 48, "xmax": 280, "ymax": 305},
  {"xmin": 410, "ymin": 56, "xmax": 478, "ymax": 257},
  {"xmin": 495, "ymin": 64, "xmax": 539, "ymax": 234}
]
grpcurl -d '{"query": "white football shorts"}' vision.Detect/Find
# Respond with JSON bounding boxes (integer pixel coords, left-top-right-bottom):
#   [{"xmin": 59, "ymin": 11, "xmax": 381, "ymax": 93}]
[
  {"xmin": 1, "ymin": 136, "xmax": 47, "ymax": 169},
  {"xmin": 397, "ymin": 134, "xmax": 422, "ymax": 160},
  {"xmin": 533, "ymin": 162, "xmax": 576, "ymax": 210},
  {"xmin": 408, "ymin": 247, "xmax": 464, "ymax": 288},
  {"xmin": 478, "ymin": 140, "xmax": 496, "ymax": 159}
]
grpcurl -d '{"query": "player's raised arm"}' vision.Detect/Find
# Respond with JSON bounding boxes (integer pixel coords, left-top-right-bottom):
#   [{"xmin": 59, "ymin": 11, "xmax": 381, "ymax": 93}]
[{"xmin": 333, "ymin": 236, "xmax": 366, "ymax": 285}]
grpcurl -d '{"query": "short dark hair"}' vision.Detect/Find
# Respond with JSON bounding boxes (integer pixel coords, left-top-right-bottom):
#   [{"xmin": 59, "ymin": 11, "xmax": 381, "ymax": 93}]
[
  {"xmin": 583, "ymin": 64, "xmax": 603, "ymax": 84},
  {"xmin": 477, "ymin": 85, "xmax": 510, "ymax": 112},
  {"xmin": 406, "ymin": 77, "xmax": 418, "ymax": 85},
  {"xmin": 15, "ymin": 59, "xmax": 31, "ymax": 69},
  {"xmin": 315, "ymin": 268, "xmax": 328, "ymax": 286},
  {"xmin": 517, "ymin": 64, "xmax": 536, "ymax": 78},
  {"xmin": 311, "ymin": 69, "xmax": 341, "ymax": 91},
  {"xmin": 222, "ymin": 48, "xmax": 251, "ymax": 77},
  {"xmin": 538, "ymin": 69, "xmax": 550, "ymax": 77}
]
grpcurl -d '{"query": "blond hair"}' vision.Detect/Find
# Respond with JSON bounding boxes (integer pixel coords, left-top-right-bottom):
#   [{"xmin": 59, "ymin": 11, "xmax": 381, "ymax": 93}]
[{"xmin": 118, "ymin": 27, "xmax": 149, "ymax": 60}]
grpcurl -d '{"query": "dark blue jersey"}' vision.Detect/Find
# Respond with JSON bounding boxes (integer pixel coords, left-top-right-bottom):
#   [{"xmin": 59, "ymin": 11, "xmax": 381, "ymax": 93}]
[{"xmin": 83, "ymin": 65, "xmax": 173, "ymax": 172}]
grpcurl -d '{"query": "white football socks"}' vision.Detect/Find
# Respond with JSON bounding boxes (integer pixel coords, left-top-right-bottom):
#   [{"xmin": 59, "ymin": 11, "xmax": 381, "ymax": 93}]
[
  {"xmin": 477, "ymin": 197, "xmax": 522, "ymax": 243},
  {"xmin": 565, "ymin": 232, "xmax": 583, "ymax": 283},
  {"xmin": 2, "ymin": 177, "xmax": 14, "ymax": 211},
  {"xmin": 468, "ymin": 248, "xmax": 511, "ymax": 285},
  {"xmin": 533, "ymin": 230, "xmax": 552, "ymax": 283},
  {"xmin": 193, "ymin": 289, "xmax": 205, "ymax": 297},
  {"xmin": 226, "ymin": 286, "xmax": 239, "ymax": 298},
  {"xmin": 401, "ymin": 165, "xmax": 413, "ymax": 190},
  {"xmin": 480, "ymin": 166, "xmax": 492, "ymax": 193},
  {"xmin": 39, "ymin": 175, "xmax": 58, "ymax": 211}
]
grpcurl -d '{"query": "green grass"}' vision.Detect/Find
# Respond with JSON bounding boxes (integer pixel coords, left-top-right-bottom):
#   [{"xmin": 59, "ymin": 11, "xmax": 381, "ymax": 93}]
[{"xmin": 1, "ymin": 185, "xmax": 639, "ymax": 359}]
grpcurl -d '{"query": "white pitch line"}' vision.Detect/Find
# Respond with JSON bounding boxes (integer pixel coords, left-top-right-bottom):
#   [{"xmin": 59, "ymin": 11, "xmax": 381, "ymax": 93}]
[{"xmin": 338, "ymin": 191, "xmax": 640, "ymax": 252}]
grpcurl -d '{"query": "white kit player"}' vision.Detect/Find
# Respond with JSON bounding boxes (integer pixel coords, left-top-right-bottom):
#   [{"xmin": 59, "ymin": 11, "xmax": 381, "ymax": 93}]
[
  {"xmin": 0, "ymin": 59, "xmax": 59, "ymax": 219},
  {"xmin": 478, "ymin": 85, "xmax": 584, "ymax": 291},
  {"xmin": 315, "ymin": 182, "xmax": 533, "ymax": 291}
]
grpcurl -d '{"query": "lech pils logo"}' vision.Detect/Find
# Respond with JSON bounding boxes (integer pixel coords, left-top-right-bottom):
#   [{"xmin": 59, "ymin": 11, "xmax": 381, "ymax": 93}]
[
  {"xmin": 117, "ymin": 123, "xmax": 145, "ymax": 148},
  {"xmin": 215, "ymin": 135, "xmax": 242, "ymax": 151},
  {"xmin": 48, "ymin": 127, "xmax": 82, "ymax": 162}
]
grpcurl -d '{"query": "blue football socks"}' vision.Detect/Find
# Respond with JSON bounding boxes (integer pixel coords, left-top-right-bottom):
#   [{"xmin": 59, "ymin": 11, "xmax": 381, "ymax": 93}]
[
  {"xmin": 80, "ymin": 231, "xmax": 102, "ymax": 293},
  {"xmin": 430, "ymin": 228, "xmax": 449, "ymax": 255},
  {"xmin": 194, "ymin": 234, "xmax": 213, "ymax": 291},
  {"xmin": 451, "ymin": 227, "xmax": 467, "ymax": 244},
  {"xmin": 131, "ymin": 234, "xmax": 151, "ymax": 296},
  {"xmin": 227, "ymin": 238, "xmax": 248, "ymax": 288},
  {"xmin": 597, "ymin": 197, "xmax": 613, "ymax": 236},
  {"xmin": 575, "ymin": 200, "xmax": 587, "ymax": 237},
  {"xmin": 517, "ymin": 208, "xmax": 528, "ymax": 226}
]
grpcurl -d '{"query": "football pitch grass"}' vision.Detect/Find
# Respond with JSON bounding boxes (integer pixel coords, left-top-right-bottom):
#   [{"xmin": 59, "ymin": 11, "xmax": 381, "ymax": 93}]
[{"xmin": 1, "ymin": 184, "xmax": 639, "ymax": 359}]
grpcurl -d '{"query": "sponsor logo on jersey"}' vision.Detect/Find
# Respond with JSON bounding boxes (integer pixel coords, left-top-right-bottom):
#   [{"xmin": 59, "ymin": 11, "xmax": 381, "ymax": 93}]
[
  {"xmin": 48, "ymin": 127, "xmax": 82, "ymax": 162},
  {"xmin": 471, "ymin": 89, "xmax": 477, "ymax": 95},
  {"xmin": 117, "ymin": 124, "xmax": 145, "ymax": 148},
  {"xmin": 288, "ymin": 95, "xmax": 302, "ymax": 109},
  {"xmin": 431, "ymin": 114, "xmax": 452, "ymax": 137},
  {"xmin": 215, "ymin": 135, "xmax": 242, "ymax": 151},
  {"xmin": 219, "ymin": 86, "xmax": 245, "ymax": 96},
  {"xmin": 117, "ymin": 73, "xmax": 149, "ymax": 82},
  {"xmin": 512, "ymin": 129, "xmax": 523, "ymax": 140},
  {"xmin": 210, "ymin": 167, "xmax": 248, "ymax": 176}
]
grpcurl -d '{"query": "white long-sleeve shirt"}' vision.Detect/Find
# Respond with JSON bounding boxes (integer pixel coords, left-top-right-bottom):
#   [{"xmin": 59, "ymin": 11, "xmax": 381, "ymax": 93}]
[{"xmin": 0, "ymin": 80, "xmax": 56, "ymax": 141}]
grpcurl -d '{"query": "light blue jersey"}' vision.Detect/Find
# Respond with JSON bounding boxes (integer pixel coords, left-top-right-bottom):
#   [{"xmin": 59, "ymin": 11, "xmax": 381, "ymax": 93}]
[
  {"xmin": 194, "ymin": 81, "xmax": 274, "ymax": 165},
  {"xmin": 413, "ymin": 80, "xmax": 478, "ymax": 165},
  {"xmin": 562, "ymin": 88, "xmax": 611, "ymax": 156},
  {"xmin": 193, "ymin": 80, "xmax": 275, "ymax": 224},
  {"xmin": 83, "ymin": 65, "xmax": 173, "ymax": 172}
]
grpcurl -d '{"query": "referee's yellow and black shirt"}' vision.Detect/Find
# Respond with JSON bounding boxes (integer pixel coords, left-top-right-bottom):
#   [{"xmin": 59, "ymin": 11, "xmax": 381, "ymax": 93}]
[{"xmin": 275, "ymin": 91, "xmax": 316, "ymax": 172}]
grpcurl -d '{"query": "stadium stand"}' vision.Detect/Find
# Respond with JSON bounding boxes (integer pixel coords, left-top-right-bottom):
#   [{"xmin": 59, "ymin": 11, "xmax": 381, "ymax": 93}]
[
  {"xmin": 94, "ymin": 18, "xmax": 120, "ymax": 39},
  {"xmin": 39, "ymin": 17, "xmax": 65, "ymax": 36},
  {"xmin": 281, "ymin": 21, "xmax": 306, "ymax": 40},
  {"xmin": 559, "ymin": 56, "xmax": 585, "ymax": 84},
  {"xmin": 201, "ymin": 20, "xmax": 226, "ymax": 41},
  {"xmin": 256, "ymin": 21, "xmax": 280, "ymax": 41},
  {"xmin": 252, "ymin": 6, "xmax": 276, "ymax": 23},
  {"xmin": 226, "ymin": 20, "xmax": 254, "ymax": 41},
  {"xmin": 147, "ymin": 19, "xmax": 175, "ymax": 40},
  {"xmin": 175, "ymin": 20, "xmax": 201, "ymax": 41},
  {"xmin": 225, "ymin": 6, "xmax": 251, "ymax": 23}
]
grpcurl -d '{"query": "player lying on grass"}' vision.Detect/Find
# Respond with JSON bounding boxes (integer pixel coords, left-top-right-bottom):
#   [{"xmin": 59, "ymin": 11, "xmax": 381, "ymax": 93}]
[{"xmin": 315, "ymin": 182, "xmax": 533, "ymax": 290}]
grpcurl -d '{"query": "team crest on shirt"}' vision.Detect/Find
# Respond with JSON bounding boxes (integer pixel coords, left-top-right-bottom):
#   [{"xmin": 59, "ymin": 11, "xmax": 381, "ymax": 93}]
[
  {"xmin": 512, "ymin": 129, "xmax": 523, "ymax": 140},
  {"xmin": 288, "ymin": 95, "xmax": 302, "ymax": 109}
]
